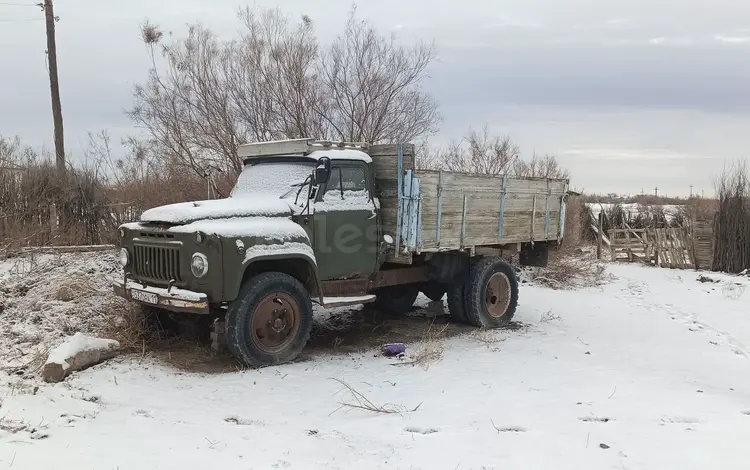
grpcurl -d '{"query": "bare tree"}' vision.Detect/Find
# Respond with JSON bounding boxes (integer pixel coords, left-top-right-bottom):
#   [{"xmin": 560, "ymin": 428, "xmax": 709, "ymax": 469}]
[
  {"xmin": 438, "ymin": 126, "xmax": 520, "ymax": 176},
  {"xmin": 317, "ymin": 6, "xmax": 441, "ymax": 143},
  {"xmin": 127, "ymin": 21, "xmax": 242, "ymax": 179},
  {"xmin": 413, "ymin": 139, "xmax": 441, "ymax": 170},
  {"xmin": 126, "ymin": 5, "xmax": 441, "ymax": 185},
  {"xmin": 227, "ymin": 7, "xmax": 328, "ymax": 142},
  {"xmin": 512, "ymin": 153, "xmax": 570, "ymax": 179}
]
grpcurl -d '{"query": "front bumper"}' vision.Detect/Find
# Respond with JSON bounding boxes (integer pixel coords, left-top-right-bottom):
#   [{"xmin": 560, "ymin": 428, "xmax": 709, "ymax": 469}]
[{"xmin": 113, "ymin": 279, "xmax": 210, "ymax": 314}]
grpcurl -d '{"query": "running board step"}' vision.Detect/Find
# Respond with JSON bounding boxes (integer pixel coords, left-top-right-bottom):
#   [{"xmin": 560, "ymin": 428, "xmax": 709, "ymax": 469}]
[{"xmin": 317, "ymin": 295, "xmax": 376, "ymax": 308}]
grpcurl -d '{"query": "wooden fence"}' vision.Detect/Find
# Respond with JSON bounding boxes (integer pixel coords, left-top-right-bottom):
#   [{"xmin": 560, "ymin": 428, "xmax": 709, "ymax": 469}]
[
  {"xmin": 609, "ymin": 227, "xmax": 695, "ymax": 269},
  {"xmin": 692, "ymin": 212, "xmax": 715, "ymax": 270}
]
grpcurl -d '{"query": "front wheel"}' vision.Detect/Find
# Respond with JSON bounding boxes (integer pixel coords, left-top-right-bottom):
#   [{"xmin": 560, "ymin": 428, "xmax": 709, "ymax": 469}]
[
  {"xmin": 464, "ymin": 257, "xmax": 519, "ymax": 328},
  {"xmin": 226, "ymin": 272, "xmax": 313, "ymax": 367}
]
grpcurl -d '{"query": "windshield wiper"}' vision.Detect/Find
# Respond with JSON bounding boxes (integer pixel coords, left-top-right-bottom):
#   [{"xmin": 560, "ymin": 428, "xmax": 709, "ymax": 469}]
[{"xmin": 294, "ymin": 175, "xmax": 313, "ymax": 206}]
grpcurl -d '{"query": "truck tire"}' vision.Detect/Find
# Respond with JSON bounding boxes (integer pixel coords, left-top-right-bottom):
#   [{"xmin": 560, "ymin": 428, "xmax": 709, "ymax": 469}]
[
  {"xmin": 374, "ymin": 285, "xmax": 419, "ymax": 315},
  {"xmin": 446, "ymin": 282, "xmax": 468, "ymax": 323},
  {"xmin": 225, "ymin": 272, "xmax": 313, "ymax": 367},
  {"xmin": 419, "ymin": 281, "xmax": 448, "ymax": 302},
  {"xmin": 464, "ymin": 257, "xmax": 518, "ymax": 327}
]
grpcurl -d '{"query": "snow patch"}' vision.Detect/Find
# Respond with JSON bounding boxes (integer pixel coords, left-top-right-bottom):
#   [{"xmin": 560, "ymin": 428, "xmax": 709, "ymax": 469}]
[
  {"xmin": 308, "ymin": 148, "xmax": 372, "ymax": 163},
  {"xmin": 243, "ymin": 242, "xmax": 316, "ymax": 265},
  {"xmin": 140, "ymin": 197, "xmax": 293, "ymax": 224},
  {"xmin": 46, "ymin": 333, "xmax": 119, "ymax": 369},
  {"xmin": 0, "ymin": 251, "xmax": 127, "ymax": 371},
  {"xmin": 322, "ymin": 295, "xmax": 376, "ymax": 306},
  {"xmin": 404, "ymin": 426, "xmax": 439, "ymax": 435},
  {"xmin": 316, "ymin": 189, "xmax": 378, "ymax": 213},
  {"xmin": 232, "ymin": 161, "xmax": 315, "ymax": 199},
  {"xmin": 586, "ymin": 202, "xmax": 684, "ymax": 223},
  {"xmin": 43, "ymin": 332, "xmax": 120, "ymax": 382},
  {"xmin": 121, "ymin": 280, "xmax": 207, "ymax": 302},
  {"xmin": 224, "ymin": 416, "xmax": 264, "ymax": 426},
  {"xmin": 169, "ymin": 217, "xmax": 309, "ymax": 242}
]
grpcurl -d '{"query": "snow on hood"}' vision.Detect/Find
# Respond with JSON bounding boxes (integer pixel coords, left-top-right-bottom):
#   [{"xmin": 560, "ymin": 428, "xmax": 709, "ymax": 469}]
[
  {"xmin": 168, "ymin": 216, "xmax": 310, "ymax": 243},
  {"xmin": 139, "ymin": 196, "xmax": 294, "ymax": 224}
]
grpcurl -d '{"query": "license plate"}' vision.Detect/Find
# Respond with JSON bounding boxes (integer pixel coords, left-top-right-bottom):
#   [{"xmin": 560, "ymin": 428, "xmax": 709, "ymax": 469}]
[{"xmin": 131, "ymin": 289, "xmax": 158, "ymax": 305}]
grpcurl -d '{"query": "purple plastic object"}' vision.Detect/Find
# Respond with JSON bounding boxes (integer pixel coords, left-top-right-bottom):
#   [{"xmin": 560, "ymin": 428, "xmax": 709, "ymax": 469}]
[{"xmin": 382, "ymin": 343, "xmax": 406, "ymax": 357}]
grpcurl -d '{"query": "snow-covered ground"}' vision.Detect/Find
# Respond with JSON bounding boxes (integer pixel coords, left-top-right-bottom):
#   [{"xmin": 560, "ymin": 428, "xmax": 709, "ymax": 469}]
[{"xmin": 1, "ymin": 254, "xmax": 750, "ymax": 469}]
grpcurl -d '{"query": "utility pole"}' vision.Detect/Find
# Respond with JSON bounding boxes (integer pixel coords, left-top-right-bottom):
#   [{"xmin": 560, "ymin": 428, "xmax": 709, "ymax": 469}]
[
  {"xmin": 690, "ymin": 184, "xmax": 693, "ymax": 198},
  {"xmin": 654, "ymin": 186, "xmax": 658, "ymax": 197},
  {"xmin": 41, "ymin": 0, "xmax": 65, "ymax": 176}
]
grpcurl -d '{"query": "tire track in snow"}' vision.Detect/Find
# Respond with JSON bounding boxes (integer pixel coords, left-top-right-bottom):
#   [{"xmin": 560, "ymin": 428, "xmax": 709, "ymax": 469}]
[
  {"xmin": 619, "ymin": 273, "xmax": 749, "ymax": 359},
  {"xmin": 661, "ymin": 302, "xmax": 749, "ymax": 359}
]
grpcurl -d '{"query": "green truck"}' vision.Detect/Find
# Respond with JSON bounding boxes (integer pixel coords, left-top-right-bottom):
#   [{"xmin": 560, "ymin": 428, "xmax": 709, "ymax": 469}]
[{"xmin": 114, "ymin": 138, "xmax": 569, "ymax": 367}]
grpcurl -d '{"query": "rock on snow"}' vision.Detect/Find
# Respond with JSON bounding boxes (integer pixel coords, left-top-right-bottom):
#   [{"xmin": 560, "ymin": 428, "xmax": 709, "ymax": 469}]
[{"xmin": 42, "ymin": 333, "xmax": 120, "ymax": 383}]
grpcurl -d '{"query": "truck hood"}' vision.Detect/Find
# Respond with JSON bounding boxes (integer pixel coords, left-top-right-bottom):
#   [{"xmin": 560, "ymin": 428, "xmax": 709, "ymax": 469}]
[
  {"xmin": 139, "ymin": 196, "xmax": 294, "ymax": 224},
  {"xmin": 166, "ymin": 216, "xmax": 311, "ymax": 243}
]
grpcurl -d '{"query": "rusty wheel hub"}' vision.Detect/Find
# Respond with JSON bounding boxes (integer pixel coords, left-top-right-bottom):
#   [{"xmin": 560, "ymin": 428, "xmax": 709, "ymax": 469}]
[
  {"xmin": 251, "ymin": 292, "xmax": 300, "ymax": 353},
  {"xmin": 485, "ymin": 272, "xmax": 511, "ymax": 318}
]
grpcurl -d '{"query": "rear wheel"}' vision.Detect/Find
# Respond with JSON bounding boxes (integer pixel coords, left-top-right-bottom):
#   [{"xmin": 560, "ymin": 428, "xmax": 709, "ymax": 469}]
[
  {"xmin": 446, "ymin": 282, "xmax": 469, "ymax": 324},
  {"xmin": 464, "ymin": 257, "xmax": 518, "ymax": 327},
  {"xmin": 374, "ymin": 285, "xmax": 419, "ymax": 315},
  {"xmin": 226, "ymin": 272, "xmax": 313, "ymax": 367}
]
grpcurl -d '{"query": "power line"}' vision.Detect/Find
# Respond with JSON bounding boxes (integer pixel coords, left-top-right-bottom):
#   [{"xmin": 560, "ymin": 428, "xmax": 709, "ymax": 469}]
[
  {"xmin": 0, "ymin": 17, "xmax": 43, "ymax": 21},
  {"xmin": 0, "ymin": 2, "xmax": 38, "ymax": 6}
]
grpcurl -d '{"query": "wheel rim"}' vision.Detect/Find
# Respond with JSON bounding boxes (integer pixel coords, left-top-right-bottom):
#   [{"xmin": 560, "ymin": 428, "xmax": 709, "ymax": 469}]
[
  {"xmin": 485, "ymin": 272, "xmax": 511, "ymax": 318},
  {"xmin": 251, "ymin": 292, "xmax": 300, "ymax": 354}
]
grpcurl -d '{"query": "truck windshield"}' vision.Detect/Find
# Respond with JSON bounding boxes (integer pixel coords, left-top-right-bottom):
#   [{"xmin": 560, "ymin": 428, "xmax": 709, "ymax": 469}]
[{"xmin": 230, "ymin": 161, "xmax": 315, "ymax": 199}]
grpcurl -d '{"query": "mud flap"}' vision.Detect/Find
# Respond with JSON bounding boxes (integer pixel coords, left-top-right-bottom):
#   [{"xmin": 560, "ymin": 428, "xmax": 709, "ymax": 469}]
[{"xmin": 519, "ymin": 242, "xmax": 550, "ymax": 268}]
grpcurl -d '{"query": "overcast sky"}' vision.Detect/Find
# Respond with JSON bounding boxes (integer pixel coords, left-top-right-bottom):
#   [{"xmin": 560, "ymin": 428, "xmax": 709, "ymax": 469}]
[{"xmin": 2, "ymin": 0, "xmax": 750, "ymax": 197}]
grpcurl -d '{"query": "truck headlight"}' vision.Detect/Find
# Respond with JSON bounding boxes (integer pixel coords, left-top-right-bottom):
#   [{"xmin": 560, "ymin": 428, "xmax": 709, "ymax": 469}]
[
  {"xmin": 119, "ymin": 248, "xmax": 130, "ymax": 267},
  {"xmin": 191, "ymin": 252, "xmax": 209, "ymax": 278}
]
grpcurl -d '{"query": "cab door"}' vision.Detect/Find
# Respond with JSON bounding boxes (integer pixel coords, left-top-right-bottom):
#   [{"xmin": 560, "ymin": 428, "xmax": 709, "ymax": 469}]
[{"xmin": 312, "ymin": 161, "xmax": 379, "ymax": 280}]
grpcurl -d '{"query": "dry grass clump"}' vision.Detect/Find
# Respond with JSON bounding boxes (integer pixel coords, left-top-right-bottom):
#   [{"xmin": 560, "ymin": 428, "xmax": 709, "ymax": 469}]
[
  {"xmin": 712, "ymin": 160, "xmax": 750, "ymax": 273},
  {"xmin": 100, "ymin": 303, "xmax": 190, "ymax": 354},
  {"xmin": 469, "ymin": 328, "xmax": 506, "ymax": 351},
  {"xmin": 410, "ymin": 320, "xmax": 449, "ymax": 370},
  {"xmin": 53, "ymin": 276, "xmax": 95, "ymax": 302},
  {"xmin": 99, "ymin": 304, "xmax": 152, "ymax": 353},
  {"xmin": 526, "ymin": 246, "xmax": 611, "ymax": 290},
  {"xmin": 329, "ymin": 378, "xmax": 422, "ymax": 415}
]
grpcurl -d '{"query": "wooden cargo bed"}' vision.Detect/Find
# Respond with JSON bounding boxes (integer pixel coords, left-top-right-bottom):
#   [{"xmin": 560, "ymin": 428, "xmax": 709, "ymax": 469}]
[{"xmin": 369, "ymin": 143, "xmax": 569, "ymax": 259}]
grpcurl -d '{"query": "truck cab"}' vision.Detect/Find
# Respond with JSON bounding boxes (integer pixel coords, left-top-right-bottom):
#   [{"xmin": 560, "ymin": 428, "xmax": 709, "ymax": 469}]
[{"xmin": 114, "ymin": 139, "xmax": 397, "ymax": 367}]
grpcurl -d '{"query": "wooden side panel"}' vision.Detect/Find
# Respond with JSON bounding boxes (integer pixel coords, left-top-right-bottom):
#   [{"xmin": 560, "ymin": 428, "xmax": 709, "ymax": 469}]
[
  {"xmin": 369, "ymin": 144, "xmax": 414, "ymax": 235},
  {"xmin": 369, "ymin": 144, "xmax": 416, "ymax": 176},
  {"xmin": 369, "ymin": 144, "xmax": 415, "ymax": 261},
  {"xmin": 416, "ymin": 170, "xmax": 568, "ymax": 250}
]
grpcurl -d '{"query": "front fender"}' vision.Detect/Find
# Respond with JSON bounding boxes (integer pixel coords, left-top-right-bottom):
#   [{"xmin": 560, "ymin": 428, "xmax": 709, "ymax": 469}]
[{"xmin": 230, "ymin": 241, "xmax": 323, "ymax": 304}]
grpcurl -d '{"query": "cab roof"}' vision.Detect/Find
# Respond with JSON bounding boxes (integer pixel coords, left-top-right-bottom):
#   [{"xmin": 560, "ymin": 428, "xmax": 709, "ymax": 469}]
[{"xmin": 238, "ymin": 138, "xmax": 373, "ymax": 165}]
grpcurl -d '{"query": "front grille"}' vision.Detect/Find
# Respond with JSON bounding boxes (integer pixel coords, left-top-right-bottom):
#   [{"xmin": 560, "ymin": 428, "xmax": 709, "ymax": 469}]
[{"xmin": 133, "ymin": 245, "xmax": 183, "ymax": 283}]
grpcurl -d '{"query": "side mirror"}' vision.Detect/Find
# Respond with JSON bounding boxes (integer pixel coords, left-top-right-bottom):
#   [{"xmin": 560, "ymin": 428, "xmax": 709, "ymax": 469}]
[{"xmin": 314, "ymin": 156, "xmax": 331, "ymax": 185}]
